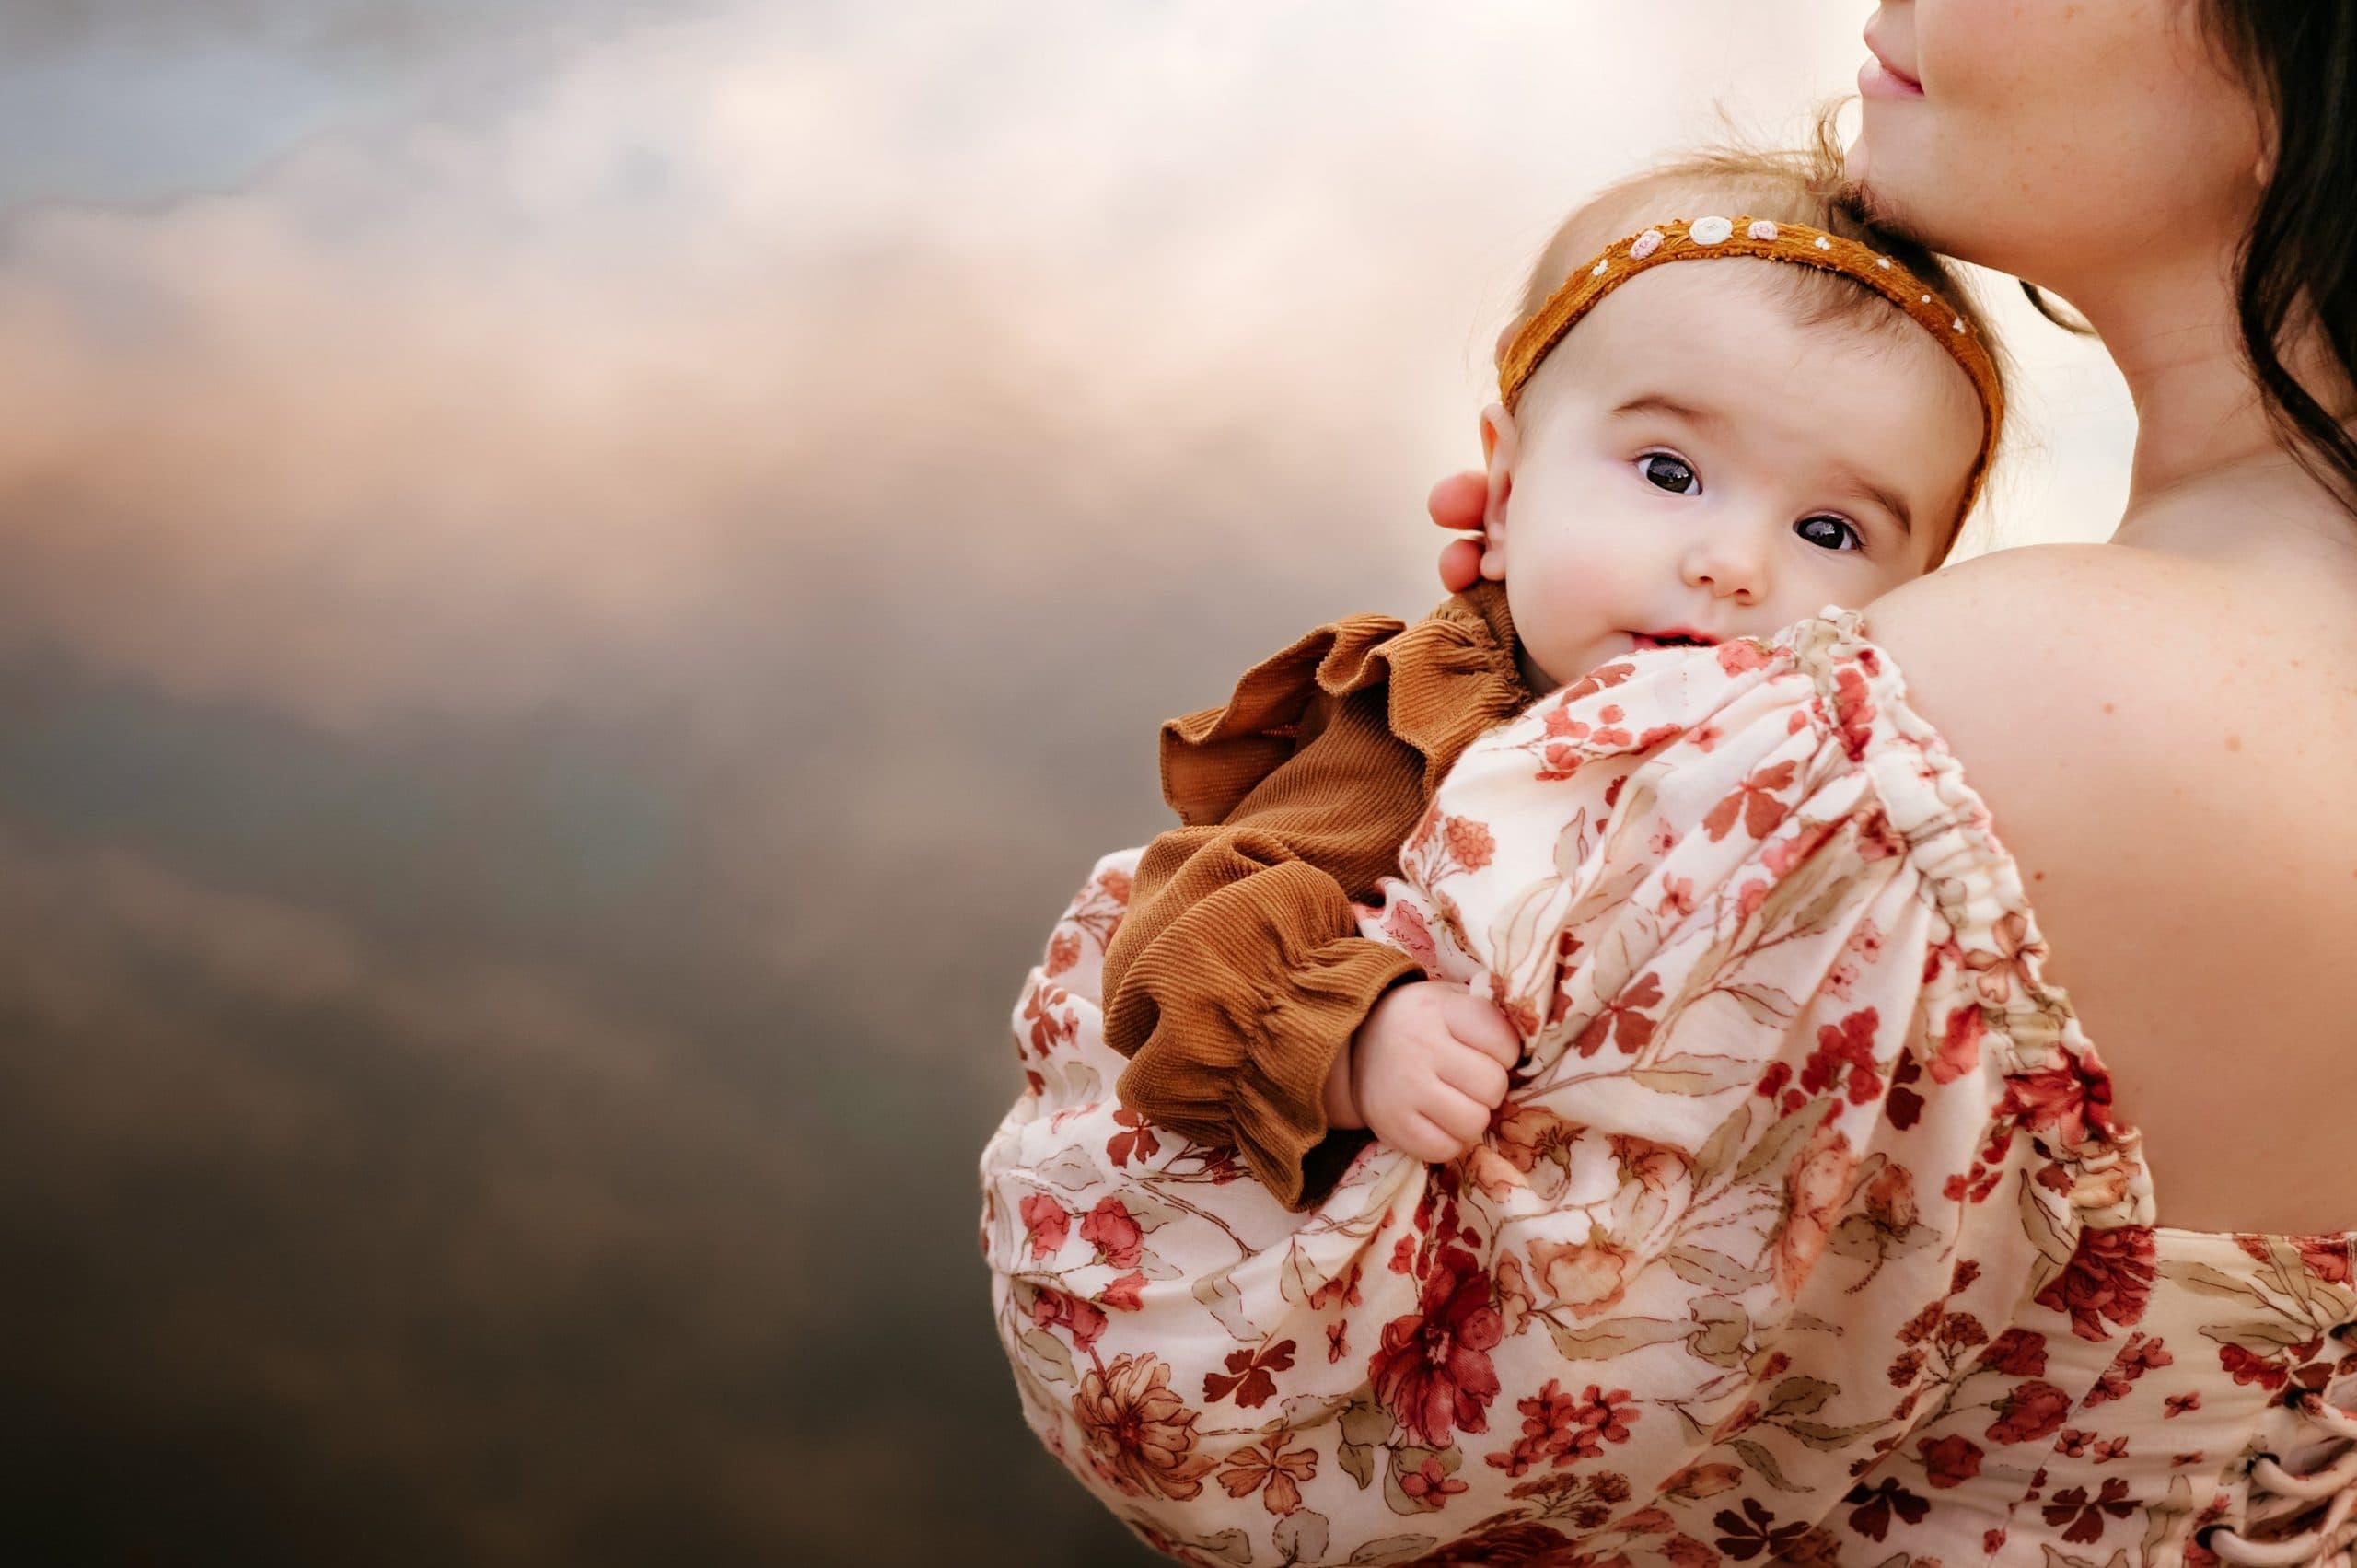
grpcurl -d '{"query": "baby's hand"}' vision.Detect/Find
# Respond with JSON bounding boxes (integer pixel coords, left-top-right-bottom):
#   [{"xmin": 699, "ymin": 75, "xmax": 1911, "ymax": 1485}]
[{"xmin": 1325, "ymin": 980, "xmax": 1523, "ymax": 1164}]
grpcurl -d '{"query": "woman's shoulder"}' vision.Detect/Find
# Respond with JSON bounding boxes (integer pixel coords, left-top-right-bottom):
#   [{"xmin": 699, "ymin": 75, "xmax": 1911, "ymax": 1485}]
[{"xmin": 1855, "ymin": 541, "xmax": 2247, "ymax": 878}]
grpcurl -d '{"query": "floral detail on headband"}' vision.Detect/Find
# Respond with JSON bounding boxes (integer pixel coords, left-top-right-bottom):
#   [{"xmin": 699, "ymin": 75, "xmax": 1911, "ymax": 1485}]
[
  {"xmin": 1747, "ymin": 220, "xmax": 1780, "ymax": 241},
  {"xmin": 1630, "ymin": 228, "xmax": 1665, "ymax": 260},
  {"xmin": 1690, "ymin": 215, "xmax": 1734, "ymax": 245}
]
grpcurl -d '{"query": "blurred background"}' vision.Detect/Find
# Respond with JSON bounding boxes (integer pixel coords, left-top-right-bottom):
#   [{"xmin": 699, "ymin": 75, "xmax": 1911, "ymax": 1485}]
[{"xmin": 0, "ymin": 2, "xmax": 2134, "ymax": 1563}]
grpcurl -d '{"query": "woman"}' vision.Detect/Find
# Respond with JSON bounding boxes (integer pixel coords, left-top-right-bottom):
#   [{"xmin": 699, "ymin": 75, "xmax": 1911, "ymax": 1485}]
[{"xmin": 985, "ymin": 3, "xmax": 2357, "ymax": 1562}]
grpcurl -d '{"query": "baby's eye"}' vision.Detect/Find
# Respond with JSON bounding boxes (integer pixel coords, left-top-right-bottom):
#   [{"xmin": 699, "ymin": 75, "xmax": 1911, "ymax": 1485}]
[
  {"xmin": 1795, "ymin": 515, "xmax": 1864, "ymax": 552},
  {"xmin": 1636, "ymin": 453, "xmax": 1697, "ymax": 494}
]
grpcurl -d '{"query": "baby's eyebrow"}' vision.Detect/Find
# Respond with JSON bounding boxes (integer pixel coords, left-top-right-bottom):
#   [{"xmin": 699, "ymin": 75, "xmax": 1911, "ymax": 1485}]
[
  {"xmin": 1609, "ymin": 392, "xmax": 1726, "ymax": 429},
  {"xmin": 1832, "ymin": 467, "xmax": 1914, "ymax": 538}
]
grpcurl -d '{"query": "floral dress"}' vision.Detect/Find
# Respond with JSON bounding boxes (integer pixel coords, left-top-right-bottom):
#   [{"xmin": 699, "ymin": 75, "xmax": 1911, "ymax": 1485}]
[{"xmin": 981, "ymin": 609, "xmax": 2357, "ymax": 1567}]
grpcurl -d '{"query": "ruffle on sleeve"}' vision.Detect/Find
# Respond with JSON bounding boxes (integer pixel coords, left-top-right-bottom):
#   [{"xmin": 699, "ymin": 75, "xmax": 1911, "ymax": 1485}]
[
  {"xmin": 1107, "ymin": 852, "xmax": 1425, "ymax": 1210},
  {"xmin": 1159, "ymin": 579, "xmax": 1529, "ymax": 827}
]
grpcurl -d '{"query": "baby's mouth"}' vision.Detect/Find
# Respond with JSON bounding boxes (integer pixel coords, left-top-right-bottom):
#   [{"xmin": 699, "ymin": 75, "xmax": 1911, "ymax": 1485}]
[{"xmin": 1629, "ymin": 632, "xmax": 1715, "ymax": 650}]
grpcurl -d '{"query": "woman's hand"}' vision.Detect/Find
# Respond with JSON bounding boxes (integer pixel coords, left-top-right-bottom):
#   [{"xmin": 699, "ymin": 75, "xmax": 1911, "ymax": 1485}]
[{"xmin": 1428, "ymin": 471, "xmax": 1488, "ymax": 593}]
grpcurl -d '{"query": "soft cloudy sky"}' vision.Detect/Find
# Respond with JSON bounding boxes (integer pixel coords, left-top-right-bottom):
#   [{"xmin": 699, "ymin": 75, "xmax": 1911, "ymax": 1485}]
[{"xmin": 0, "ymin": 4, "xmax": 2134, "ymax": 1564}]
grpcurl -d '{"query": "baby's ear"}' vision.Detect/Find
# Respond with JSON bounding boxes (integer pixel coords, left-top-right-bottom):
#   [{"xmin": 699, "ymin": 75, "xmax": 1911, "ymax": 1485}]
[{"xmin": 1477, "ymin": 403, "xmax": 1516, "ymax": 582}]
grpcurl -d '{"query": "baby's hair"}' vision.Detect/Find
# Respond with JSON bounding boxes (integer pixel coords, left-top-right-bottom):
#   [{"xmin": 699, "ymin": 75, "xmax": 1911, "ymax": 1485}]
[{"xmin": 1504, "ymin": 109, "xmax": 2010, "ymax": 562}]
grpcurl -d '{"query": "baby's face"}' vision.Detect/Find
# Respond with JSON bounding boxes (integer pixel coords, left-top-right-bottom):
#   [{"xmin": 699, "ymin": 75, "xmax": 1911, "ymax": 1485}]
[{"xmin": 1481, "ymin": 261, "xmax": 1984, "ymax": 692}]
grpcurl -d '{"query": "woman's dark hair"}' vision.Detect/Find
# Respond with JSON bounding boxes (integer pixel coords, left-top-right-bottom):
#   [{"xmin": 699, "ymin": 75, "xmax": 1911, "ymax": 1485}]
[{"xmin": 2027, "ymin": 0, "xmax": 2357, "ymax": 519}]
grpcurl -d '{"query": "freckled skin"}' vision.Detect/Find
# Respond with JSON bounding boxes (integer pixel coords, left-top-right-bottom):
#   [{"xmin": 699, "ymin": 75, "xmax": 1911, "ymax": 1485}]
[{"xmin": 1846, "ymin": 0, "xmax": 2262, "ymax": 288}]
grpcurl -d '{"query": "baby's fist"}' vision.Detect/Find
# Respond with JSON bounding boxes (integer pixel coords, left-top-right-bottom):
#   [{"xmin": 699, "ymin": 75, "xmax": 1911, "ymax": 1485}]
[{"xmin": 1341, "ymin": 980, "xmax": 1523, "ymax": 1164}]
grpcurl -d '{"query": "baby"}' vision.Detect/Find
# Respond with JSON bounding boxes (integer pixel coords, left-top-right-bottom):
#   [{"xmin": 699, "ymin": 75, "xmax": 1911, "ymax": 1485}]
[{"xmin": 1097, "ymin": 137, "xmax": 2006, "ymax": 1212}]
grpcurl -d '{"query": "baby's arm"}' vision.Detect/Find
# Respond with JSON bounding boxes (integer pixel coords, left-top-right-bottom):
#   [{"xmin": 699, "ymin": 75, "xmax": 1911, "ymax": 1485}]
[
  {"xmin": 1103, "ymin": 669, "xmax": 1520, "ymax": 1207},
  {"xmin": 1102, "ymin": 678, "xmax": 1438, "ymax": 1210}
]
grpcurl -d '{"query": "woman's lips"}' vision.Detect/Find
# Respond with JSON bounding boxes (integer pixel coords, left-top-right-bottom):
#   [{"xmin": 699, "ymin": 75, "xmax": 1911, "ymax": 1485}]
[{"xmin": 1858, "ymin": 54, "xmax": 1924, "ymax": 99}]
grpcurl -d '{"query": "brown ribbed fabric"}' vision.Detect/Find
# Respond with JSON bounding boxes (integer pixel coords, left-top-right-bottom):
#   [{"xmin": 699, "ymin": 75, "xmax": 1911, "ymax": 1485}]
[{"xmin": 1100, "ymin": 578, "xmax": 1533, "ymax": 1210}]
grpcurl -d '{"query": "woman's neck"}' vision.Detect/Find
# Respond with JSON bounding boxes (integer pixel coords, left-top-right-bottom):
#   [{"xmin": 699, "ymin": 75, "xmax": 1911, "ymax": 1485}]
[{"xmin": 2062, "ymin": 242, "xmax": 2356, "ymax": 561}]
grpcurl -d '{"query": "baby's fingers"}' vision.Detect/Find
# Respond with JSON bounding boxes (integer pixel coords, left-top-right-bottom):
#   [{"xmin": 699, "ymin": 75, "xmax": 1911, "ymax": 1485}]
[
  {"xmin": 1441, "ymin": 989, "xmax": 1525, "ymax": 1070},
  {"xmin": 1420, "ymin": 1080, "xmax": 1495, "ymax": 1148},
  {"xmin": 1376, "ymin": 1109, "xmax": 1467, "ymax": 1165},
  {"xmin": 1434, "ymin": 1044, "xmax": 1511, "ymax": 1110}
]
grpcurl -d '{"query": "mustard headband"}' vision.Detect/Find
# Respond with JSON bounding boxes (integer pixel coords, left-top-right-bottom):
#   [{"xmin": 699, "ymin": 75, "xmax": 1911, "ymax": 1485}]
[{"xmin": 1498, "ymin": 215, "xmax": 2005, "ymax": 525}]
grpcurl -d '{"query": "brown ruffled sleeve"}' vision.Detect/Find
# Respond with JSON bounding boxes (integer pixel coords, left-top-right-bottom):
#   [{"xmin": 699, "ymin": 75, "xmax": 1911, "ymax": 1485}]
[{"xmin": 1101, "ymin": 579, "xmax": 1529, "ymax": 1210}]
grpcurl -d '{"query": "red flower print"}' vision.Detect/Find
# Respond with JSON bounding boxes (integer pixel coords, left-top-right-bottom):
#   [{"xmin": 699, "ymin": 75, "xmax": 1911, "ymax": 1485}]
[
  {"xmin": 1860, "ymin": 1162, "xmax": 1915, "ymax": 1237},
  {"xmin": 1573, "ymin": 971, "xmax": 1664, "ymax": 1057},
  {"xmin": 1800, "ymin": 1009, "xmax": 1883, "ymax": 1105},
  {"xmin": 1441, "ymin": 815, "xmax": 1495, "ymax": 872},
  {"xmin": 1079, "ymin": 1196, "xmax": 1144, "ymax": 1270},
  {"xmin": 1844, "ymin": 1477, "xmax": 1929, "ymax": 1541},
  {"xmin": 1918, "ymin": 1434, "xmax": 1985, "ymax": 1489},
  {"xmin": 1398, "ymin": 1456, "xmax": 1469, "ymax": 1503},
  {"xmin": 2085, "ymin": 1332, "xmax": 2172, "ymax": 1404},
  {"xmin": 1106, "ymin": 1107, "xmax": 1161, "ymax": 1169},
  {"xmin": 2041, "ymin": 1478, "xmax": 2134, "ymax": 1544},
  {"xmin": 1715, "ymin": 639, "xmax": 1771, "ymax": 677},
  {"xmin": 1306, "ymin": 1260, "xmax": 1364, "ymax": 1311},
  {"xmin": 1986, "ymin": 1380, "xmax": 2072, "ymax": 1445},
  {"xmin": 1929, "ymin": 1005, "xmax": 1984, "ymax": 1085},
  {"xmin": 1098, "ymin": 1271, "xmax": 1146, "ymax": 1312},
  {"xmin": 1760, "ymin": 818, "xmax": 1838, "ymax": 878},
  {"xmin": 1383, "ymin": 900, "xmax": 1440, "ymax": 973},
  {"xmin": 1961, "ymin": 909, "xmax": 2038, "ymax": 1006},
  {"xmin": 1182, "ymin": 1144, "xmax": 1242, "ymax": 1185},
  {"xmin": 1072, "ymin": 1353, "xmax": 1220, "ymax": 1502},
  {"xmin": 1215, "ymin": 1437, "xmax": 1318, "ymax": 1516},
  {"xmin": 1028, "ymin": 1286, "xmax": 1109, "ymax": 1352},
  {"xmin": 1326, "ymin": 1320, "xmax": 1349, "ymax": 1364},
  {"xmin": 1776, "ymin": 1112, "xmax": 1855, "ymax": 1298},
  {"xmin": 2034, "ymin": 1225, "xmax": 2155, "ymax": 1341},
  {"xmin": 1984, "ymin": 1328, "xmax": 2049, "ymax": 1378},
  {"xmin": 1701, "ymin": 760, "xmax": 1797, "ymax": 843},
  {"xmin": 2165, "ymin": 1392, "xmax": 2200, "ymax": 1418},
  {"xmin": 1044, "ymin": 928, "xmax": 1082, "ymax": 977},
  {"xmin": 2002, "ymin": 1057, "xmax": 2118, "ymax": 1148},
  {"xmin": 2296, "ymin": 1235, "xmax": 2354, "ymax": 1284},
  {"xmin": 1370, "ymin": 1248, "xmax": 1504, "ymax": 1447},
  {"xmin": 2218, "ymin": 1342, "xmax": 2290, "ymax": 1390},
  {"xmin": 1829, "ymin": 664, "xmax": 1875, "ymax": 760},
  {"xmin": 1528, "ymin": 1232, "xmax": 1635, "ymax": 1320},
  {"xmin": 1023, "ymin": 980, "xmax": 1076, "ymax": 1057},
  {"xmin": 1202, "ymin": 1339, "xmax": 1297, "ymax": 1410},
  {"xmin": 1484, "ymin": 1381, "xmax": 1641, "ymax": 1477},
  {"xmin": 1885, "ymin": 1052, "xmax": 1924, "ymax": 1131},
  {"xmin": 1736, "ymin": 877, "xmax": 1771, "ymax": 923},
  {"xmin": 1713, "ymin": 1498, "xmax": 1809, "ymax": 1561},
  {"xmin": 1019, "ymin": 1194, "xmax": 1071, "ymax": 1260}
]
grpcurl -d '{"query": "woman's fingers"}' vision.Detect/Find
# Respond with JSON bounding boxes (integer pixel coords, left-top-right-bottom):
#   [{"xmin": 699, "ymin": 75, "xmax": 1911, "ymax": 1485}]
[
  {"xmin": 1426, "ymin": 470, "xmax": 1487, "ymax": 532},
  {"xmin": 1437, "ymin": 536, "xmax": 1482, "ymax": 594},
  {"xmin": 1427, "ymin": 470, "xmax": 1487, "ymax": 593}
]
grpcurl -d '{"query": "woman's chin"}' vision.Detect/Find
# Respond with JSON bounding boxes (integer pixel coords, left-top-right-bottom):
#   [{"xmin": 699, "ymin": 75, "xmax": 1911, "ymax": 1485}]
[{"xmin": 1840, "ymin": 130, "xmax": 1871, "ymax": 190}]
